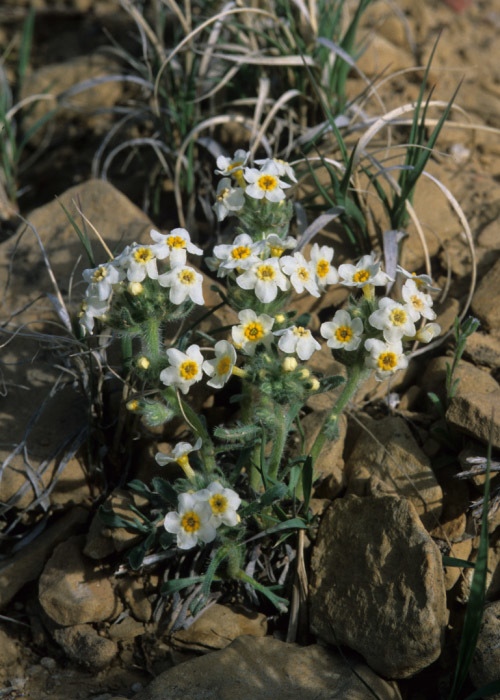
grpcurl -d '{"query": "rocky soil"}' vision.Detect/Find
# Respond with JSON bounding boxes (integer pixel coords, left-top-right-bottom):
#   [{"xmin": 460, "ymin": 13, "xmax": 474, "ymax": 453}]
[{"xmin": 1, "ymin": 1, "xmax": 500, "ymax": 699}]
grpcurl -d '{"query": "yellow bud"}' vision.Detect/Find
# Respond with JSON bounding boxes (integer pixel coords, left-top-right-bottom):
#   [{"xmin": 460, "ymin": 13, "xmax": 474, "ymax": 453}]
[
  {"xmin": 275, "ymin": 314, "xmax": 286, "ymax": 324},
  {"xmin": 128, "ymin": 282, "xmax": 143, "ymax": 296},
  {"xmin": 308, "ymin": 377, "xmax": 320, "ymax": 392},
  {"xmin": 126, "ymin": 399, "xmax": 139, "ymax": 412},
  {"xmin": 137, "ymin": 356, "xmax": 150, "ymax": 370},
  {"xmin": 298, "ymin": 368, "xmax": 310, "ymax": 379},
  {"xmin": 282, "ymin": 357, "xmax": 298, "ymax": 372}
]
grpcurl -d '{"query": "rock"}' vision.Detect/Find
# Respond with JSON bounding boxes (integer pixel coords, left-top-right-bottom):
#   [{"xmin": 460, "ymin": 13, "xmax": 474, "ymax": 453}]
[
  {"xmin": 470, "ymin": 601, "xmax": 500, "ymax": 698},
  {"xmin": 172, "ymin": 604, "xmax": 267, "ymax": 652},
  {"xmin": 84, "ymin": 489, "xmax": 148, "ymax": 557},
  {"xmin": 346, "ymin": 416, "xmax": 443, "ymax": 529},
  {"xmin": 443, "ymin": 538, "xmax": 473, "ymax": 590},
  {"xmin": 0, "ymin": 507, "xmax": 88, "ymax": 609},
  {"xmin": 108, "ymin": 615, "xmax": 146, "ymax": 641},
  {"xmin": 430, "ymin": 466, "xmax": 470, "ymax": 543},
  {"xmin": 478, "ymin": 219, "xmax": 500, "ymax": 249},
  {"xmin": 53, "ymin": 624, "xmax": 117, "ymax": 670},
  {"xmin": 420, "ymin": 357, "xmax": 498, "ymax": 404},
  {"xmin": 119, "ymin": 578, "xmax": 153, "ymax": 623},
  {"xmin": 356, "ymin": 34, "xmax": 413, "ymax": 77},
  {"xmin": 0, "ymin": 179, "xmax": 154, "ymax": 324},
  {"xmin": 309, "ymin": 495, "xmax": 448, "ymax": 679},
  {"xmin": 297, "ymin": 412, "xmax": 346, "ymax": 499},
  {"xmin": 20, "ymin": 54, "xmax": 127, "ymax": 143},
  {"xmin": 465, "ymin": 332, "xmax": 500, "ymax": 369},
  {"xmin": 39, "ymin": 535, "xmax": 119, "ymax": 626},
  {"xmin": 132, "ymin": 635, "xmax": 402, "ymax": 700},
  {"xmin": 471, "ymin": 257, "xmax": 500, "ymax": 331},
  {"xmin": 0, "ymin": 627, "xmax": 19, "ymax": 666},
  {"xmin": 446, "ymin": 389, "xmax": 500, "ymax": 450}
]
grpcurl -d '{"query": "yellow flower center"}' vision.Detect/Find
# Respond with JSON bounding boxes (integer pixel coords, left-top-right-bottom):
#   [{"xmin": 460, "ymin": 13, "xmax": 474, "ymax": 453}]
[
  {"xmin": 353, "ymin": 269, "xmax": 370, "ymax": 284},
  {"xmin": 209, "ymin": 493, "xmax": 228, "ymax": 514},
  {"xmin": 217, "ymin": 356, "xmax": 231, "ymax": 375},
  {"xmin": 410, "ymin": 295, "xmax": 424, "ymax": 310},
  {"xmin": 181, "ymin": 511, "xmax": 201, "ymax": 533},
  {"xmin": 335, "ymin": 326, "xmax": 353, "ymax": 343},
  {"xmin": 316, "ymin": 260, "xmax": 329, "ymax": 278},
  {"xmin": 389, "ymin": 308, "xmax": 407, "ymax": 326},
  {"xmin": 378, "ymin": 352, "xmax": 397, "ymax": 370},
  {"xmin": 256, "ymin": 264, "xmax": 276, "ymax": 281},
  {"xmin": 293, "ymin": 326, "xmax": 309, "ymax": 337},
  {"xmin": 269, "ymin": 246, "xmax": 285, "ymax": 257},
  {"xmin": 217, "ymin": 187, "xmax": 231, "ymax": 201},
  {"xmin": 228, "ymin": 161, "xmax": 243, "ymax": 171},
  {"xmin": 179, "ymin": 360, "xmax": 199, "ymax": 380},
  {"xmin": 92, "ymin": 266, "xmax": 107, "ymax": 282},
  {"xmin": 232, "ymin": 246, "xmax": 251, "ymax": 260},
  {"xmin": 244, "ymin": 322, "xmax": 264, "ymax": 342},
  {"xmin": 168, "ymin": 235, "xmax": 186, "ymax": 248},
  {"xmin": 297, "ymin": 267, "xmax": 309, "ymax": 281},
  {"xmin": 134, "ymin": 247, "xmax": 153, "ymax": 263},
  {"xmin": 258, "ymin": 175, "xmax": 278, "ymax": 191},
  {"xmin": 178, "ymin": 269, "xmax": 195, "ymax": 285}
]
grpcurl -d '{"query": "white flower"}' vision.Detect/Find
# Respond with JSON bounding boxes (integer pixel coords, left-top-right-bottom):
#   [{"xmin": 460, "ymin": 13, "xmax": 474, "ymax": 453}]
[
  {"xmin": 156, "ymin": 438, "xmax": 202, "ymax": 481},
  {"xmin": 212, "ymin": 178, "xmax": 245, "ymax": 221},
  {"xmin": 254, "ymin": 157, "xmax": 297, "ymax": 183},
  {"xmin": 150, "ymin": 228, "xmax": 203, "ymax": 268},
  {"xmin": 194, "ymin": 481, "xmax": 241, "ymax": 527},
  {"xmin": 369, "ymin": 297, "xmax": 418, "ymax": 342},
  {"xmin": 164, "ymin": 492, "xmax": 216, "ymax": 550},
  {"xmin": 396, "ymin": 265, "xmax": 441, "ymax": 292},
  {"xmin": 213, "ymin": 233, "xmax": 265, "ymax": 276},
  {"xmin": 310, "ymin": 243, "xmax": 339, "ymax": 289},
  {"xmin": 82, "ymin": 262, "xmax": 123, "ymax": 301},
  {"xmin": 274, "ymin": 326, "xmax": 321, "ymax": 360},
  {"xmin": 415, "ymin": 322, "xmax": 441, "ymax": 343},
  {"xmin": 158, "ymin": 265, "xmax": 204, "ymax": 305},
  {"xmin": 320, "ymin": 310, "xmax": 363, "ymax": 351},
  {"xmin": 338, "ymin": 254, "xmax": 391, "ymax": 288},
  {"xmin": 264, "ymin": 233, "xmax": 297, "ymax": 258},
  {"xmin": 364, "ymin": 338, "xmax": 408, "ymax": 380},
  {"xmin": 202, "ymin": 340, "xmax": 237, "ymax": 389},
  {"xmin": 244, "ymin": 162, "xmax": 291, "ymax": 203},
  {"xmin": 160, "ymin": 345, "xmax": 204, "ymax": 394},
  {"xmin": 279, "ymin": 252, "xmax": 320, "ymax": 297},
  {"xmin": 232, "ymin": 309, "xmax": 274, "ymax": 355},
  {"xmin": 236, "ymin": 258, "xmax": 289, "ymax": 303},
  {"xmin": 121, "ymin": 244, "xmax": 163, "ymax": 282},
  {"xmin": 78, "ymin": 295, "xmax": 109, "ymax": 335},
  {"xmin": 401, "ymin": 279, "xmax": 437, "ymax": 321},
  {"xmin": 215, "ymin": 149, "xmax": 250, "ymax": 177}
]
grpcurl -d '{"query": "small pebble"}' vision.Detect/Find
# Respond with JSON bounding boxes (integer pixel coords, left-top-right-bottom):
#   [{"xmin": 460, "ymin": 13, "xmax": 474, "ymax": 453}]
[
  {"xmin": 131, "ymin": 683, "xmax": 144, "ymax": 692},
  {"xmin": 40, "ymin": 657, "xmax": 57, "ymax": 671}
]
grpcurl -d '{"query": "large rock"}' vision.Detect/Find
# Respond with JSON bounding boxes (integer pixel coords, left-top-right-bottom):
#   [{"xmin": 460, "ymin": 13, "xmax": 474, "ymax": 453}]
[
  {"xmin": 132, "ymin": 635, "xmax": 402, "ymax": 700},
  {"xmin": 1, "ymin": 179, "xmax": 154, "ymax": 324},
  {"xmin": 470, "ymin": 601, "xmax": 500, "ymax": 699},
  {"xmin": 471, "ymin": 257, "xmax": 500, "ymax": 331},
  {"xmin": 309, "ymin": 495, "xmax": 448, "ymax": 679},
  {"xmin": 39, "ymin": 535, "xmax": 120, "ymax": 626},
  {"xmin": 172, "ymin": 604, "xmax": 267, "ymax": 652},
  {"xmin": 0, "ymin": 507, "xmax": 88, "ymax": 609},
  {"xmin": 346, "ymin": 416, "xmax": 443, "ymax": 529},
  {"xmin": 53, "ymin": 624, "xmax": 118, "ymax": 670}
]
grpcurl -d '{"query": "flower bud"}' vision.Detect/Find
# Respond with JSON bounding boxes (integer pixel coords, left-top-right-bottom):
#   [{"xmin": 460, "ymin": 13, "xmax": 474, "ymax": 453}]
[
  {"xmin": 128, "ymin": 281, "xmax": 143, "ymax": 296},
  {"xmin": 307, "ymin": 377, "xmax": 320, "ymax": 392},
  {"xmin": 282, "ymin": 356, "xmax": 298, "ymax": 372},
  {"xmin": 137, "ymin": 356, "xmax": 150, "ymax": 370},
  {"xmin": 126, "ymin": 399, "xmax": 140, "ymax": 412},
  {"xmin": 298, "ymin": 368, "xmax": 310, "ymax": 379},
  {"xmin": 275, "ymin": 313, "xmax": 286, "ymax": 324}
]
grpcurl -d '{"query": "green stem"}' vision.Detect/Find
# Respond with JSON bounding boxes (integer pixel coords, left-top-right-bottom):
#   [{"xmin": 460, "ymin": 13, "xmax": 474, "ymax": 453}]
[
  {"xmin": 143, "ymin": 318, "xmax": 161, "ymax": 363},
  {"xmin": 241, "ymin": 381, "xmax": 262, "ymax": 490},
  {"xmin": 309, "ymin": 363, "xmax": 370, "ymax": 464},
  {"xmin": 268, "ymin": 404, "xmax": 288, "ymax": 482},
  {"xmin": 121, "ymin": 335, "xmax": 133, "ymax": 372}
]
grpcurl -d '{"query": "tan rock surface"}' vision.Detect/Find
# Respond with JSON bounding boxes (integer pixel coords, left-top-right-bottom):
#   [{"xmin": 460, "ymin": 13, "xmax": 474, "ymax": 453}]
[
  {"xmin": 132, "ymin": 635, "xmax": 402, "ymax": 700},
  {"xmin": 310, "ymin": 495, "xmax": 448, "ymax": 679}
]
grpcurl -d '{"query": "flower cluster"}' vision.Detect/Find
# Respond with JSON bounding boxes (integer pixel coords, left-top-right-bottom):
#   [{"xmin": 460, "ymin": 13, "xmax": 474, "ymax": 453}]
[
  {"xmin": 78, "ymin": 228, "xmax": 204, "ymax": 334},
  {"xmin": 163, "ymin": 479, "xmax": 241, "ymax": 549}
]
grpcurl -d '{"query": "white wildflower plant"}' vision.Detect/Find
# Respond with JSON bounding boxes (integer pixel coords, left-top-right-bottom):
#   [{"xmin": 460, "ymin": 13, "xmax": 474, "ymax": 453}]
[{"xmin": 82, "ymin": 146, "xmax": 444, "ymax": 617}]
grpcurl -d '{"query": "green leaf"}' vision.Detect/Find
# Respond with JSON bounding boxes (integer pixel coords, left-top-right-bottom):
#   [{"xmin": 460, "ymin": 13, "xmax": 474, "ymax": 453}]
[
  {"xmin": 57, "ymin": 196, "xmax": 95, "ymax": 266},
  {"xmin": 442, "ymin": 556, "xmax": 475, "ymax": 569},
  {"xmin": 151, "ymin": 477, "xmax": 177, "ymax": 504},
  {"xmin": 302, "ymin": 455, "xmax": 313, "ymax": 512},
  {"xmin": 161, "ymin": 576, "xmax": 206, "ymax": 596},
  {"xmin": 202, "ymin": 546, "xmax": 230, "ymax": 599},
  {"xmin": 319, "ymin": 375, "xmax": 346, "ymax": 392},
  {"xmin": 463, "ymin": 680, "xmax": 500, "ymax": 699},
  {"xmin": 260, "ymin": 483, "xmax": 287, "ymax": 506}
]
